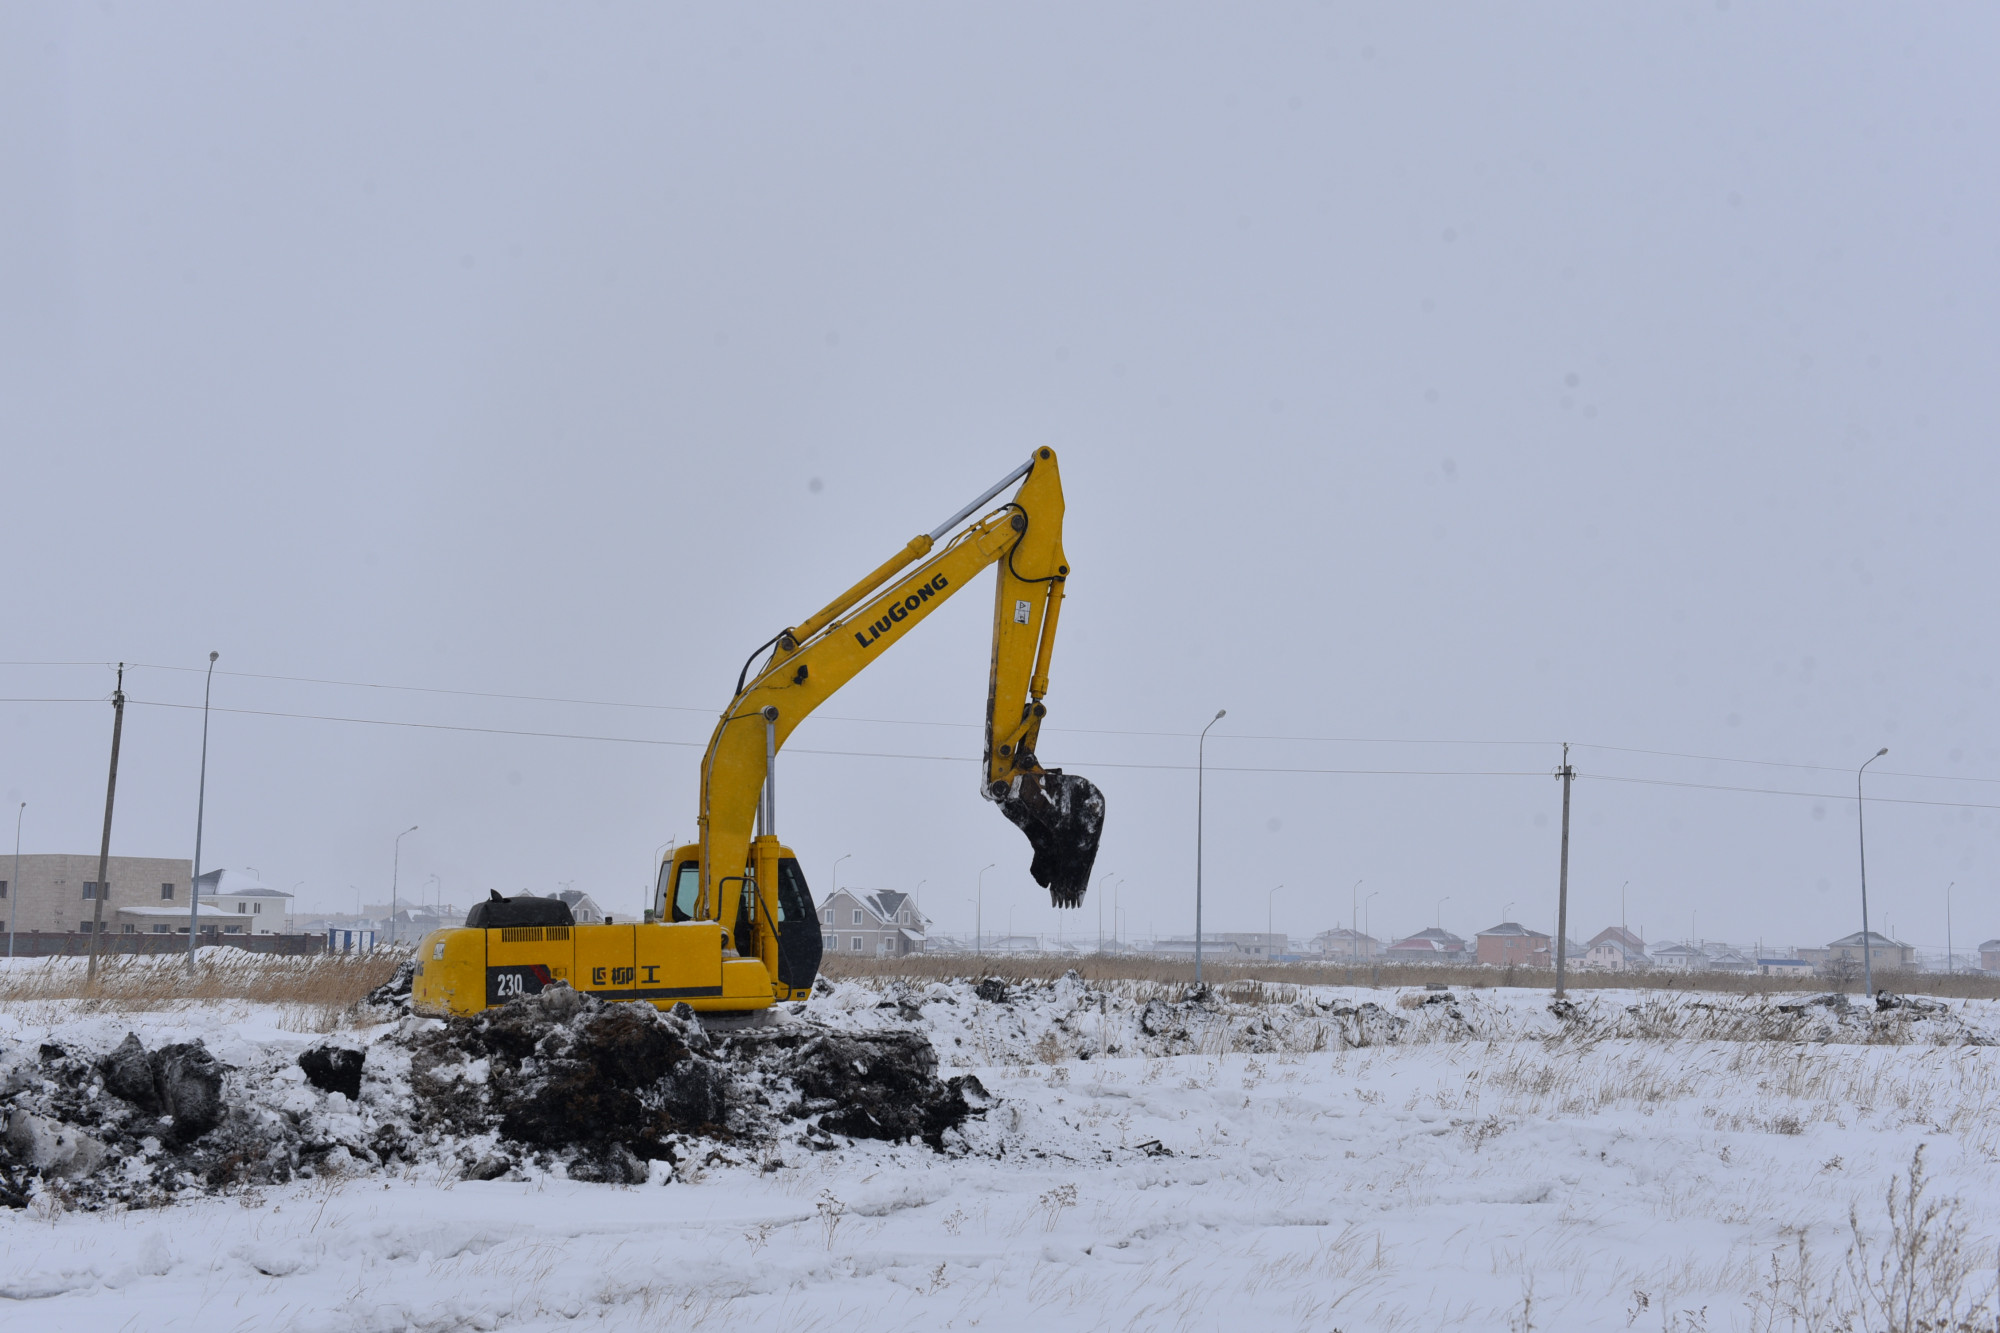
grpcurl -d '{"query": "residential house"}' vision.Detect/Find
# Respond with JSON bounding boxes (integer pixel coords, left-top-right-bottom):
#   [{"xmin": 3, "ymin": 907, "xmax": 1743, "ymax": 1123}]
[
  {"xmin": 1648, "ymin": 941, "xmax": 1703, "ymax": 971},
  {"xmin": 1980, "ymin": 939, "xmax": 2000, "ymax": 973},
  {"xmin": 1475, "ymin": 922, "xmax": 1551, "ymax": 967},
  {"xmin": 553, "ymin": 889, "xmax": 608, "ymax": 924},
  {"xmin": 1757, "ymin": 957, "xmax": 1815, "ymax": 978},
  {"xmin": 0, "ymin": 853, "xmax": 193, "ymax": 936},
  {"xmin": 1309, "ymin": 927, "xmax": 1379, "ymax": 960},
  {"xmin": 980, "ymin": 934, "xmax": 1060, "ymax": 954},
  {"xmin": 1150, "ymin": 936, "xmax": 1244, "ymax": 958},
  {"xmin": 817, "ymin": 888, "xmax": 929, "ymax": 957},
  {"xmin": 1207, "ymin": 932, "xmax": 1288, "ymax": 959},
  {"xmin": 1585, "ymin": 926, "xmax": 1646, "ymax": 970},
  {"xmin": 1703, "ymin": 946, "xmax": 1756, "ymax": 974},
  {"xmin": 1586, "ymin": 940, "xmax": 1645, "ymax": 970},
  {"xmin": 1382, "ymin": 928, "xmax": 1471, "ymax": 964},
  {"xmin": 1827, "ymin": 931, "xmax": 1914, "ymax": 971}
]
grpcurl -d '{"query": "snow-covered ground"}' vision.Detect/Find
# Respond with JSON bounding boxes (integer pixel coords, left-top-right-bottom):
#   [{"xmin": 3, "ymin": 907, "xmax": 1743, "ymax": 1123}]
[{"xmin": 3, "ymin": 974, "xmax": 1997, "ymax": 1331}]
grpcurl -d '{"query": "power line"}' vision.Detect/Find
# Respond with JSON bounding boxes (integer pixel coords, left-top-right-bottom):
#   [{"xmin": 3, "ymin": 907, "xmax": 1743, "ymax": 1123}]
[
  {"xmin": 1582, "ymin": 771, "xmax": 2000, "ymax": 813},
  {"xmin": 121, "ymin": 698, "xmax": 1546, "ymax": 777},
  {"xmin": 8, "ymin": 662, "xmax": 1999, "ymax": 791}
]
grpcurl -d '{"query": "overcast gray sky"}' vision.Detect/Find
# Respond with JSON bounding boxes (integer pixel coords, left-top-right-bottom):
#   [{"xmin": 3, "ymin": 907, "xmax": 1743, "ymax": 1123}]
[{"xmin": 5, "ymin": 4, "xmax": 1996, "ymax": 955}]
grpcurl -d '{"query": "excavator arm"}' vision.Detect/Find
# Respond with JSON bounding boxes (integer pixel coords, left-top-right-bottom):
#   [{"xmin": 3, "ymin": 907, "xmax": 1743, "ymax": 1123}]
[{"xmin": 690, "ymin": 447, "xmax": 1105, "ymax": 931}]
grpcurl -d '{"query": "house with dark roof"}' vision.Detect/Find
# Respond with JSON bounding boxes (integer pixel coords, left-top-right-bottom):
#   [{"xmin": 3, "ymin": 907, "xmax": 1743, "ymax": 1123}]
[
  {"xmin": 1648, "ymin": 940, "xmax": 1702, "ymax": 971},
  {"xmin": 1827, "ymin": 930, "xmax": 1914, "ymax": 971},
  {"xmin": 1475, "ymin": 921, "xmax": 1551, "ymax": 967},
  {"xmin": 553, "ymin": 889, "xmax": 607, "ymax": 924},
  {"xmin": 817, "ymin": 887, "xmax": 929, "ymax": 957},
  {"xmin": 1382, "ymin": 928, "xmax": 1470, "ymax": 964}
]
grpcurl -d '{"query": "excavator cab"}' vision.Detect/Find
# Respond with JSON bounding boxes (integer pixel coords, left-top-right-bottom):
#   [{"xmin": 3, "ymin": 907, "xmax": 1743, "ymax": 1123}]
[{"xmin": 651, "ymin": 842, "xmax": 822, "ymax": 1001}]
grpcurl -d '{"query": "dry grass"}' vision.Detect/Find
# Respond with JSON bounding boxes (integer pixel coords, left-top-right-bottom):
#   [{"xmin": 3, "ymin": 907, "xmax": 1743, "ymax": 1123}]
[
  {"xmin": 0, "ymin": 950, "xmax": 405, "ymax": 1029},
  {"xmin": 822, "ymin": 952, "xmax": 2000, "ymax": 1000}
]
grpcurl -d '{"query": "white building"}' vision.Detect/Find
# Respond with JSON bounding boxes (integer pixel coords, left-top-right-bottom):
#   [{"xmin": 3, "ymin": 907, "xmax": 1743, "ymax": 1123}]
[
  {"xmin": 1649, "ymin": 941, "xmax": 1702, "ymax": 971},
  {"xmin": 1310, "ymin": 927, "xmax": 1380, "ymax": 960}
]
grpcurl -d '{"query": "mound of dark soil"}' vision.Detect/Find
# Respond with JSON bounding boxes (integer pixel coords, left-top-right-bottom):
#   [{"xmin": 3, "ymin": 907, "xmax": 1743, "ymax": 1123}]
[
  {"xmin": 743, "ymin": 1028, "xmax": 989, "ymax": 1150},
  {"xmin": 401, "ymin": 986, "xmax": 988, "ymax": 1175},
  {"xmin": 365, "ymin": 959, "xmax": 417, "ymax": 1012}
]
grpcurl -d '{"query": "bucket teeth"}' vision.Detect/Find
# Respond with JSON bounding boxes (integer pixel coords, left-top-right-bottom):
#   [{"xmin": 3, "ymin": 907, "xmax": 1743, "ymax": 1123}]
[{"xmin": 993, "ymin": 769, "xmax": 1105, "ymax": 907}]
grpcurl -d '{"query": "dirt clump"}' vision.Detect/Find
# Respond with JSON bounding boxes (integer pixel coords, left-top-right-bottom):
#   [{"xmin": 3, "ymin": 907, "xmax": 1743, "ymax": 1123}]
[{"xmin": 298, "ymin": 1045, "xmax": 365, "ymax": 1100}]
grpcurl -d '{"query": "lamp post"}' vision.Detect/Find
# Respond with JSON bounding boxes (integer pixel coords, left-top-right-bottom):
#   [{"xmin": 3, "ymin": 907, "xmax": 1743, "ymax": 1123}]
[
  {"xmin": 976, "ymin": 863, "xmax": 996, "ymax": 956},
  {"xmin": 1266, "ymin": 884, "xmax": 1282, "ymax": 959},
  {"xmin": 1364, "ymin": 891, "xmax": 1378, "ymax": 958},
  {"xmin": 390, "ymin": 825, "xmax": 418, "ymax": 946},
  {"xmin": 832, "ymin": 853, "xmax": 852, "ymax": 898},
  {"xmin": 1436, "ymin": 895, "xmax": 1450, "ymax": 929},
  {"xmin": 1112, "ymin": 876, "xmax": 1124, "ymax": 952},
  {"xmin": 186, "ymin": 651, "xmax": 219, "ymax": 971},
  {"xmin": 1349, "ymin": 879, "xmax": 1363, "ymax": 960},
  {"xmin": 9, "ymin": 802, "xmax": 23, "ymax": 959},
  {"xmin": 1095, "ymin": 868, "xmax": 1113, "ymax": 954},
  {"xmin": 1196, "ymin": 709, "xmax": 1226, "ymax": 985},
  {"xmin": 1857, "ymin": 747, "xmax": 1887, "ymax": 997},
  {"xmin": 1945, "ymin": 881, "xmax": 1955, "ymax": 975}
]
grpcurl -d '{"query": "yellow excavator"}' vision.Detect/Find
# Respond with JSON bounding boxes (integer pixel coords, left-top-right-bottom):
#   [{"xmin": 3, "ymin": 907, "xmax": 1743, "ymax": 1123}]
[{"xmin": 412, "ymin": 447, "xmax": 1104, "ymax": 1016}]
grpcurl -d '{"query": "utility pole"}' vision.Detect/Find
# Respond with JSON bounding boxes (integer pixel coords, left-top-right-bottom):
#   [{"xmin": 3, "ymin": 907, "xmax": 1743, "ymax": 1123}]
[
  {"xmin": 976, "ymin": 862, "xmax": 995, "ymax": 957},
  {"xmin": 1554, "ymin": 741, "xmax": 1573, "ymax": 999},
  {"xmin": 1350, "ymin": 879, "xmax": 1363, "ymax": 960},
  {"xmin": 87, "ymin": 665, "xmax": 128, "ymax": 983},
  {"xmin": 9, "ymin": 802, "xmax": 23, "ymax": 959},
  {"xmin": 1944, "ymin": 881, "xmax": 1954, "ymax": 975},
  {"xmin": 187, "ymin": 651, "xmax": 219, "ymax": 970}
]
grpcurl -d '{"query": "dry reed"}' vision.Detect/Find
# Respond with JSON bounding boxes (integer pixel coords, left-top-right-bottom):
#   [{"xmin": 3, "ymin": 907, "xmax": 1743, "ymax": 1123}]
[
  {"xmin": 820, "ymin": 953, "xmax": 2000, "ymax": 1000},
  {"xmin": 0, "ymin": 950, "xmax": 404, "ymax": 1014}
]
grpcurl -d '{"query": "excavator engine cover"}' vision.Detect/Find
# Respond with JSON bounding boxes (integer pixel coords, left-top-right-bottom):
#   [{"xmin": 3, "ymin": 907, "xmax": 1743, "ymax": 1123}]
[
  {"xmin": 994, "ymin": 767, "xmax": 1105, "ymax": 907},
  {"xmin": 465, "ymin": 892, "xmax": 576, "ymax": 930}
]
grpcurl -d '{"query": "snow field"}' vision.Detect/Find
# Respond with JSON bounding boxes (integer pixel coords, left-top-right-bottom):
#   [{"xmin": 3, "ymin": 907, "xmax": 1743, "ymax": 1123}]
[{"xmin": 2, "ymin": 980, "xmax": 1997, "ymax": 1330}]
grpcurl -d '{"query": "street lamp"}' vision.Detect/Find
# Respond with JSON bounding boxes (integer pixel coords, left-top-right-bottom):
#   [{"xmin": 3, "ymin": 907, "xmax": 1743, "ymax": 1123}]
[
  {"xmin": 185, "ymin": 651, "xmax": 219, "ymax": 971},
  {"xmin": 1857, "ymin": 747, "xmax": 1888, "ymax": 997},
  {"xmin": 1267, "ymin": 884, "xmax": 1282, "ymax": 958},
  {"xmin": 832, "ymin": 853, "xmax": 853, "ymax": 898},
  {"xmin": 1094, "ymin": 868, "xmax": 1114, "ymax": 954},
  {"xmin": 1196, "ymin": 708, "xmax": 1226, "ymax": 985},
  {"xmin": 1349, "ymin": 880, "xmax": 1364, "ymax": 959},
  {"xmin": 1503, "ymin": 900, "xmax": 1514, "ymax": 923},
  {"xmin": 390, "ymin": 825, "xmax": 419, "ymax": 946},
  {"xmin": 1436, "ymin": 895, "xmax": 1450, "ymax": 929},
  {"xmin": 976, "ymin": 863, "xmax": 997, "ymax": 956}
]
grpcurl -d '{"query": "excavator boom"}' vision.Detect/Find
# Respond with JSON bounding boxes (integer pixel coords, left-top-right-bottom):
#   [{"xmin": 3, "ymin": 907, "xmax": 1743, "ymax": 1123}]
[{"xmin": 695, "ymin": 446, "xmax": 1104, "ymax": 922}]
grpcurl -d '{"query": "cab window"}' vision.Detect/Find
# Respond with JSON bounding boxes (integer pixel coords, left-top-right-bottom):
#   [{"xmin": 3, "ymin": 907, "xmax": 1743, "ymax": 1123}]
[{"xmin": 673, "ymin": 861, "xmax": 701, "ymax": 922}]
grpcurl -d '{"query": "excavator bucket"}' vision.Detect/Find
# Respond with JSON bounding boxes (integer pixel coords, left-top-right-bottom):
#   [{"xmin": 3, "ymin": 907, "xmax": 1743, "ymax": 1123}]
[{"xmin": 995, "ymin": 768, "xmax": 1105, "ymax": 907}]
